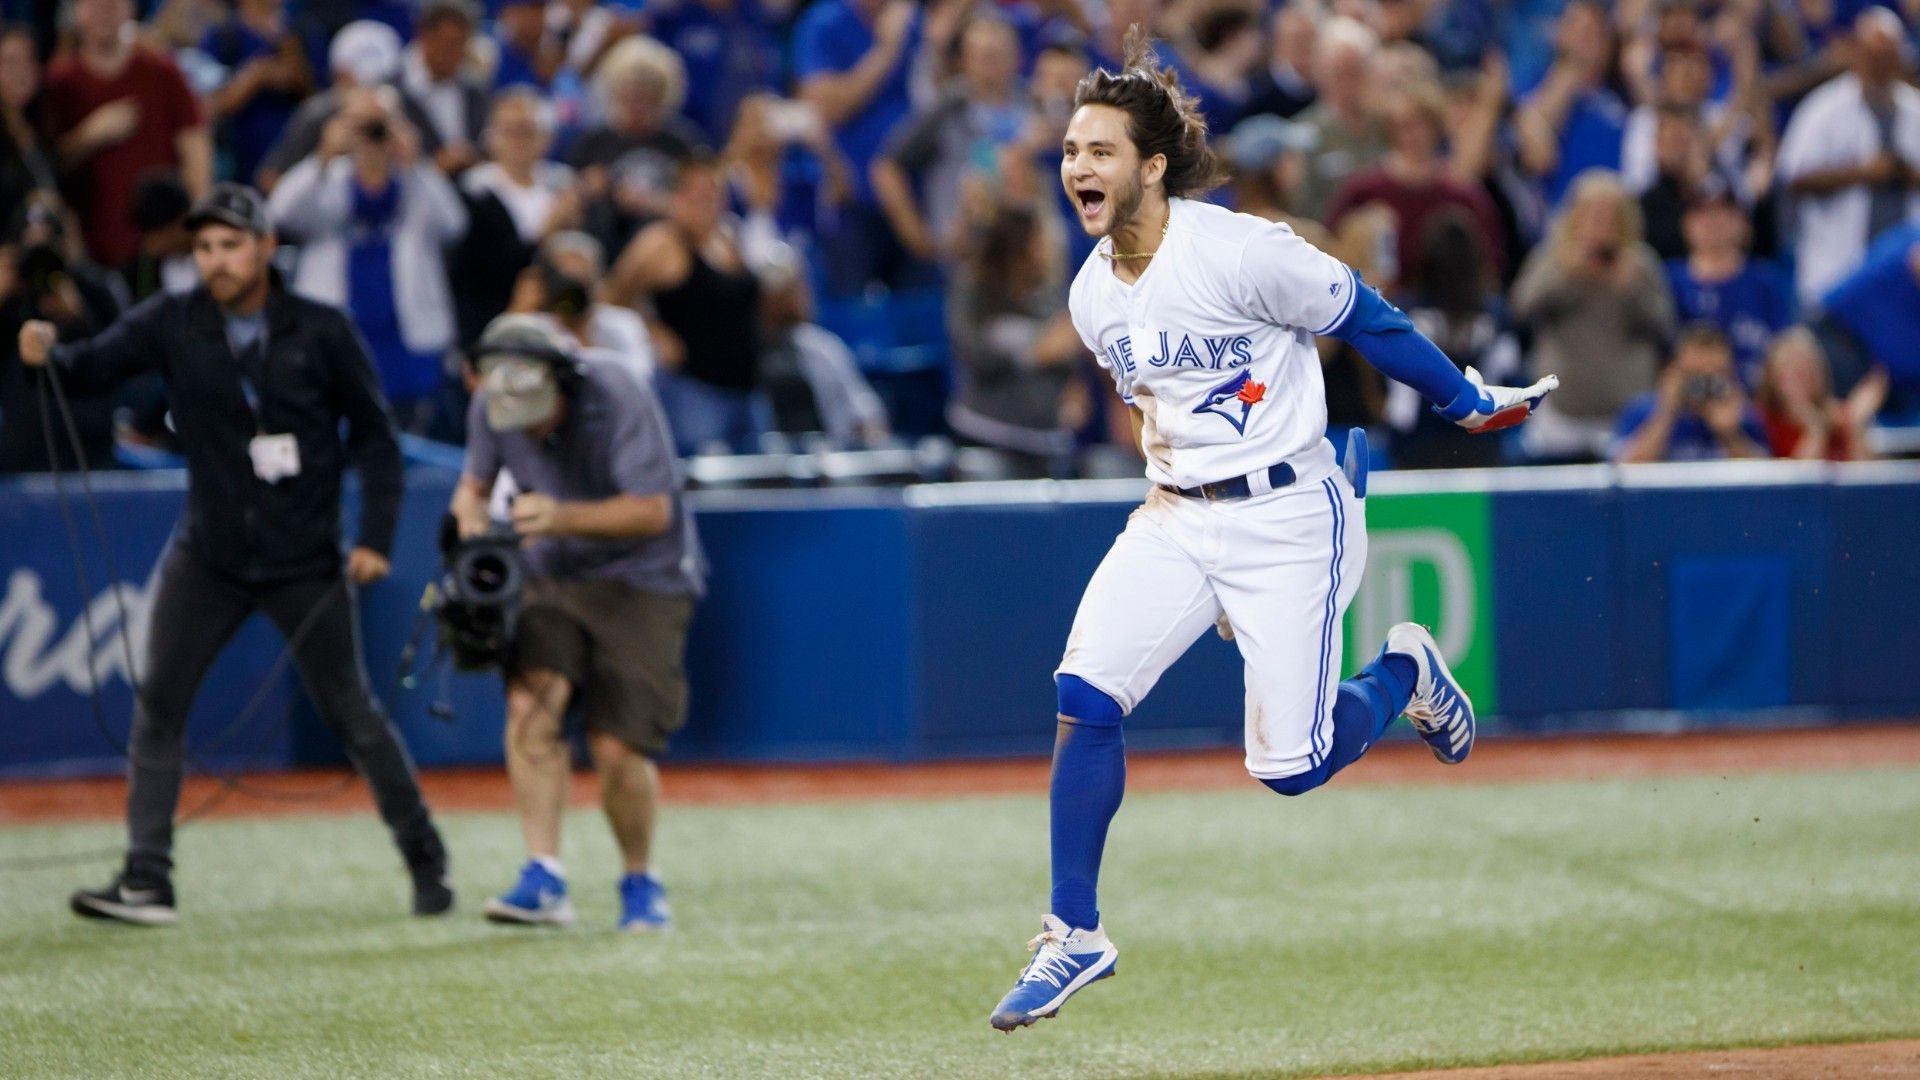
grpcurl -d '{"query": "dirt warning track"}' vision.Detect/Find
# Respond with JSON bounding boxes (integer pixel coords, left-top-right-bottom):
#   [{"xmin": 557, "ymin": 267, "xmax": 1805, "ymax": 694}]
[{"xmin": 5, "ymin": 723, "xmax": 1919, "ymax": 824}]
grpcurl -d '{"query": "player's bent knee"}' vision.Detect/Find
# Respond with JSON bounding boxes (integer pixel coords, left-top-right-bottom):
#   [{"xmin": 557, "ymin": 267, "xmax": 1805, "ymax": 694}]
[
  {"xmin": 1259, "ymin": 763, "xmax": 1333, "ymax": 797},
  {"xmin": 1056, "ymin": 674, "xmax": 1122, "ymax": 727}
]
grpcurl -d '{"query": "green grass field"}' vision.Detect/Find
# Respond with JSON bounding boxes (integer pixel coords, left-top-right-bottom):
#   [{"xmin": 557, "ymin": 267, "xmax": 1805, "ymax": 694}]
[{"xmin": 3, "ymin": 766, "xmax": 1918, "ymax": 1079}]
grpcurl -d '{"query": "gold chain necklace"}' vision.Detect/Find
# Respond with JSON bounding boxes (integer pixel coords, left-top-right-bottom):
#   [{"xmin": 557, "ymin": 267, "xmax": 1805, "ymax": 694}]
[{"xmin": 1105, "ymin": 213, "xmax": 1170, "ymax": 260}]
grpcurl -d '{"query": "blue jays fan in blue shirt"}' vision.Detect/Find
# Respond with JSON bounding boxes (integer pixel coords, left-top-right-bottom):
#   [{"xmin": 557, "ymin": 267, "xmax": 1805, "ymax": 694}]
[{"xmin": 1666, "ymin": 186, "xmax": 1795, "ymax": 388}]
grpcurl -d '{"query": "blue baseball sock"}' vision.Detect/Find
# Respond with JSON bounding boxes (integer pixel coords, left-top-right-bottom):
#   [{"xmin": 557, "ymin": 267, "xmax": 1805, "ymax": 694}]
[
  {"xmin": 1050, "ymin": 676, "xmax": 1125, "ymax": 933},
  {"xmin": 1262, "ymin": 652, "xmax": 1417, "ymax": 796}
]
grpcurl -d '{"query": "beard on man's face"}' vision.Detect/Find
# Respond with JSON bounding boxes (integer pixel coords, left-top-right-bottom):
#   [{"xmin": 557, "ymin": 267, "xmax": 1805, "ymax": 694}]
[
  {"xmin": 205, "ymin": 263, "xmax": 263, "ymax": 305},
  {"xmin": 1102, "ymin": 169, "xmax": 1146, "ymax": 239}
]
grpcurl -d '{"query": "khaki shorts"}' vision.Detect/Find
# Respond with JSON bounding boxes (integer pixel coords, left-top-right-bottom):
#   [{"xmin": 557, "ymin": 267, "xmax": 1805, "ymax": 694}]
[{"xmin": 509, "ymin": 577, "xmax": 694, "ymax": 757}]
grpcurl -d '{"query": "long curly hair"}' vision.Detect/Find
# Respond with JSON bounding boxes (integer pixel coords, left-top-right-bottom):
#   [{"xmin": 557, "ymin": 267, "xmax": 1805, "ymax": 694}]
[{"xmin": 1071, "ymin": 25, "xmax": 1228, "ymax": 199}]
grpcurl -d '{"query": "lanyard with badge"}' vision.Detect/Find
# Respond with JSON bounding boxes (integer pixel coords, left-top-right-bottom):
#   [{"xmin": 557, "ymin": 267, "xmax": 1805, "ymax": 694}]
[{"xmin": 239, "ymin": 321, "xmax": 301, "ymax": 484}]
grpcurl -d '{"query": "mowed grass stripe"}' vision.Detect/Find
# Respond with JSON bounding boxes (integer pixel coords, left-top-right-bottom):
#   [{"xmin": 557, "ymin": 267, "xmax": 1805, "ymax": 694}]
[{"xmin": 1, "ymin": 767, "xmax": 1916, "ymax": 1079}]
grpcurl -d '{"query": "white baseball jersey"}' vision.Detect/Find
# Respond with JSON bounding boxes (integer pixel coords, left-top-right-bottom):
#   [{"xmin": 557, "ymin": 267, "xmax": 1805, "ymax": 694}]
[{"xmin": 1068, "ymin": 197, "xmax": 1357, "ymax": 490}]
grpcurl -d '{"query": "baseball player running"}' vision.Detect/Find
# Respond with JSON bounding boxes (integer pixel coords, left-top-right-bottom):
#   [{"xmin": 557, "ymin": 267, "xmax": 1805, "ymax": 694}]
[{"xmin": 989, "ymin": 31, "xmax": 1558, "ymax": 1032}]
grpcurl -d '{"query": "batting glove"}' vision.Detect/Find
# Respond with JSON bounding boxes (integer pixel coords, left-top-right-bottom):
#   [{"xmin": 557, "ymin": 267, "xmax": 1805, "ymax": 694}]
[{"xmin": 1448, "ymin": 366, "xmax": 1560, "ymax": 435}]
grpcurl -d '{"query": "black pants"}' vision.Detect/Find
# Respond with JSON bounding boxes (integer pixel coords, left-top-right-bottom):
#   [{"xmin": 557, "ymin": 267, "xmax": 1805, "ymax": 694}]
[{"xmin": 124, "ymin": 541, "xmax": 440, "ymax": 881}]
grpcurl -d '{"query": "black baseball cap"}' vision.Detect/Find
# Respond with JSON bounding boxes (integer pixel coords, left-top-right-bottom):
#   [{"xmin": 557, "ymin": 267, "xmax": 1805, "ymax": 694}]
[{"xmin": 185, "ymin": 182, "xmax": 271, "ymax": 235}]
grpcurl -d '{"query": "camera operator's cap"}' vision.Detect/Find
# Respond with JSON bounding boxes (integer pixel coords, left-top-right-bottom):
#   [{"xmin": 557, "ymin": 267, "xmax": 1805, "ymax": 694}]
[
  {"xmin": 330, "ymin": 19, "xmax": 403, "ymax": 85},
  {"xmin": 185, "ymin": 182, "xmax": 271, "ymax": 235},
  {"xmin": 475, "ymin": 314, "xmax": 570, "ymax": 431}
]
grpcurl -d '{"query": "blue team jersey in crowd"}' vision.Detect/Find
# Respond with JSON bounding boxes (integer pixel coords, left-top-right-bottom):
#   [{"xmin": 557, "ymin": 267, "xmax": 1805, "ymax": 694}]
[
  {"xmin": 1665, "ymin": 259, "xmax": 1795, "ymax": 388},
  {"xmin": 791, "ymin": 0, "xmax": 919, "ymax": 205},
  {"xmin": 648, "ymin": 0, "xmax": 782, "ymax": 145},
  {"xmin": 1612, "ymin": 392, "xmax": 1770, "ymax": 461},
  {"xmin": 1535, "ymin": 86, "xmax": 1627, "ymax": 206},
  {"xmin": 1822, "ymin": 223, "xmax": 1920, "ymax": 388}
]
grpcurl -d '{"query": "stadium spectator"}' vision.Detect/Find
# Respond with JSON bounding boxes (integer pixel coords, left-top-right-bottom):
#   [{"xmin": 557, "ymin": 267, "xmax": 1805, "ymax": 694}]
[
  {"xmin": 451, "ymin": 89, "xmax": 581, "ymax": 349},
  {"xmin": 547, "ymin": 0, "xmax": 635, "ymax": 81},
  {"xmin": 0, "ymin": 193, "xmax": 124, "ymax": 472},
  {"xmin": 47, "ymin": 0, "xmax": 212, "ymax": 270},
  {"xmin": 0, "ymin": 24, "xmax": 57, "ymax": 231},
  {"xmin": 1439, "ymin": 54, "xmax": 1528, "ymax": 284},
  {"xmin": 1242, "ymin": 3, "xmax": 1318, "ymax": 121},
  {"xmin": 1753, "ymin": 325, "xmax": 1883, "ymax": 459},
  {"xmin": 198, "ymin": 0, "xmax": 313, "ymax": 187},
  {"xmin": 1286, "ymin": 16, "xmax": 1386, "ymax": 221},
  {"xmin": 792, "ymin": 0, "xmax": 921, "ymax": 296},
  {"xmin": 945, "ymin": 202, "xmax": 1083, "ymax": 476},
  {"xmin": 1666, "ymin": 185, "xmax": 1793, "ymax": 387},
  {"xmin": 489, "ymin": 0, "xmax": 556, "ymax": 90},
  {"xmin": 1637, "ymin": 103, "xmax": 1722, "ymax": 260},
  {"xmin": 269, "ymin": 87, "xmax": 468, "ymax": 431},
  {"xmin": 608, "ymin": 152, "xmax": 765, "ymax": 455},
  {"xmin": 871, "ymin": 15, "xmax": 1030, "ymax": 266},
  {"xmin": 567, "ymin": 35, "xmax": 702, "ymax": 252},
  {"xmin": 1326, "ymin": 83, "xmax": 1507, "ymax": 294},
  {"xmin": 1809, "ymin": 219, "xmax": 1920, "ymax": 397},
  {"xmin": 256, "ymin": 20, "xmax": 442, "ymax": 191},
  {"xmin": 1776, "ymin": 8, "xmax": 1920, "ymax": 305},
  {"xmin": 1086, "ymin": 0, "xmax": 1165, "ymax": 72},
  {"xmin": 1177, "ymin": 1, "xmax": 1264, "ymax": 133},
  {"xmin": 1391, "ymin": 210, "xmax": 1522, "ymax": 469},
  {"xmin": 1413, "ymin": 0, "xmax": 1501, "ymax": 72},
  {"xmin": 720, "ymin": 94, "xmax": 850, "ymax": 271},
  {"xmin": 1515, "ymin": 0, "xmax": 1627, "ymax": 207},
  {"xmin": 1620, "ymin": 44, "xmax": 1757, "ymax": 200},
  {"xmin": 1036, "ymin": 41, "xmax": 1098, "ymax": 269},
  {"xmin": 1512, "ymin": 170, "xmax": 1675, "ymax": 461},
  {"xmin": 399, "ymin": 0, "xmax": 490, "ymax": 177},
  {"xmin": 509, "ymin": 230, "xmax": 657, "ymax": 388},
  {"xmin": 125, "ymin": 174, "xmax": 199, "ymax": 300},
  {"xmin": 758, "ymin": 244, "xmax": 891, "ymax": 446},
  {"xmin": 646, "ymin": 0, "xmax": 784, "ymax": 147},
  {"xmin": 1613, "ymin": 324, "xmax": 1769, "ymax": 462}
]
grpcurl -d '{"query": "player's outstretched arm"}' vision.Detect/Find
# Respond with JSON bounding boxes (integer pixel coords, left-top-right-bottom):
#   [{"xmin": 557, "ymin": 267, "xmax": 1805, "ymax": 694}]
[{"xmin": 1324, "ymin": 279, "xmax": 1557, "ymax": 435}]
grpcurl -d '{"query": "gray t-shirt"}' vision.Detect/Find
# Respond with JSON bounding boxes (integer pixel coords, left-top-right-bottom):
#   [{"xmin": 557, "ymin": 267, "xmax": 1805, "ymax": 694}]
[{"xmin": 464, "ymin": 356, "xmax": 705, "ymax": 598}]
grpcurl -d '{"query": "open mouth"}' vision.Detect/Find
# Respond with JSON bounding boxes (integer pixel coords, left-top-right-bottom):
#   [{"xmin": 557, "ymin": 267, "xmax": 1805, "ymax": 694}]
[{"xmin": 1076, "ymin": 188, "xmax": 1106, "ymax": 217}]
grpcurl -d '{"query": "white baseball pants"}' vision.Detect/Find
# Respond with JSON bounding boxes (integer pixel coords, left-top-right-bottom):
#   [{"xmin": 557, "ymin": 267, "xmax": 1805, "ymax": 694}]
[{"xmin": 1057, "ymin": 471, "xmax": 1368, "ymax": 780}]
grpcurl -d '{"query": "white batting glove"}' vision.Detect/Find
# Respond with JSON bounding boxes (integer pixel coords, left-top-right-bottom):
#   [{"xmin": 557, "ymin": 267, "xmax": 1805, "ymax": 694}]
[{"xmin": 1451, "ymin": 366, "xmax": 1559, "ymax": 434}]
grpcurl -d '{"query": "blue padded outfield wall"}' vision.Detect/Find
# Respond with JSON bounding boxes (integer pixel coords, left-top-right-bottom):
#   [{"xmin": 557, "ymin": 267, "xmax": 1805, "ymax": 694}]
[{"xmin": 3, "ymin": 460, "xmax": 1917, "ymax": 778}]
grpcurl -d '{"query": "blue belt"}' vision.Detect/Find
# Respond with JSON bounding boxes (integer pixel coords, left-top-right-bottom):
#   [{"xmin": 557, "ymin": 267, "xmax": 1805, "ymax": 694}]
[{"xmin": 1160, "ymin": 461, "xmax": 1298, "ymax": 502}]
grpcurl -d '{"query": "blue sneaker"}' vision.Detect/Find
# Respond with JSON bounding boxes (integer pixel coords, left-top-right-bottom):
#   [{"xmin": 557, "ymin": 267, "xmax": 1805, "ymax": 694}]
[
  {"xmin": 482, "ymin": 860, "xmax": 575, "ymax": 926},
  {"xmin": 1388, "ymin": 623, "xmax": 1475, "ymax": 764},
  {"xmin": 618, "ymin": 873, "xmax": 671, "ymax": 932},
  {"xmin": 989, "ymin": 915, "xmax": 1119, "ymax": 1031}
]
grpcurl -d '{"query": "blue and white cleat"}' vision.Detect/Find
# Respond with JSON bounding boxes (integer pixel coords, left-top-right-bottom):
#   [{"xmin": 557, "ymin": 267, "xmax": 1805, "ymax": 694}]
[
  {"xmin": 989, "ymin": 915, "xmax": 1119, "ymax": 1031},
  {"xmin": 482, "ymin": 860, "xmax": 575, "ymax": 926},
  {"xmin": 1388, "ymin": 622, "xmax": 1475, "ymax": 764},
  {"xmin": 617, "ymin": 873, "xmax": 671, "ymax": 932}
]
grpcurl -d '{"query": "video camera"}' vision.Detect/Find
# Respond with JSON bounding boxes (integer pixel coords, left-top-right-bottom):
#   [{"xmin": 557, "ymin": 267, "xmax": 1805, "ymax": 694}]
[{"xmin": 431, "ymin": 515, "xmax": 527, "ymax": 670}]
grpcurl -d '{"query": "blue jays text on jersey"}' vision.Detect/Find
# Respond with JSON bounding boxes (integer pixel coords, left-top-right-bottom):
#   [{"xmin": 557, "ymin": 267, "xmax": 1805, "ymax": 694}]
[{"xmin": 1100, "ymin": 331, "xmax": 1256, "ymax": 377}]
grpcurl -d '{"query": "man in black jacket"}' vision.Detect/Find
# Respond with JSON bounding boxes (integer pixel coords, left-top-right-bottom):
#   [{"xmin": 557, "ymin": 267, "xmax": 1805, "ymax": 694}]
[{"xmin": 17, "ymin": 183, "xmax": 453, "ymax": 925}]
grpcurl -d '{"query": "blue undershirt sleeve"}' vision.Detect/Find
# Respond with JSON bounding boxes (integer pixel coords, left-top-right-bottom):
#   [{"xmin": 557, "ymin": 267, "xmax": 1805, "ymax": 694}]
[{"xmin": 1323, "ymin": 278, "xmax": 1487, "ymax": 422}]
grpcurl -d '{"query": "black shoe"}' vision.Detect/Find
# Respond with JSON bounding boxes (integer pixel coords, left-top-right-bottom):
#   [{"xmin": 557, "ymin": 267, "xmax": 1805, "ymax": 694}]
[
  {"xmin": 410, "ymin": 864, "xmax": 455, "ymax": 916},
  {"xmin": 71, "ymin": 874, "xmax": 177, "ymax": 926},
  {"xmin": 403, "ymin": 833, "xmax": 455, "ymax": 917}
]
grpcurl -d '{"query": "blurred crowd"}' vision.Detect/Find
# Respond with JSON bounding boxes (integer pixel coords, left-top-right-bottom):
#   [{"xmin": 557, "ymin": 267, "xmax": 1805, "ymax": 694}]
[{"xmin": 3, "ymin": 0, "xmax": 1919, "ymax": 477}]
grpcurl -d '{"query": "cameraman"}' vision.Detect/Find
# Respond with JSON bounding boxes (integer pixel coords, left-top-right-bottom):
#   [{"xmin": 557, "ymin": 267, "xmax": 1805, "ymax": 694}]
[
  {"xmin": 1613, "ymin": 324, "xmax": 1769, "ymax": 463},
  {"xmin": 451, "ymin": 314, "xmax": 703, "ymax": 932},
  {"xmin": 18, "ymin": 183, "xmax": 453, "ymax": 925}
]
